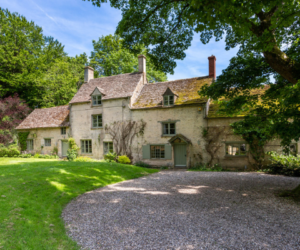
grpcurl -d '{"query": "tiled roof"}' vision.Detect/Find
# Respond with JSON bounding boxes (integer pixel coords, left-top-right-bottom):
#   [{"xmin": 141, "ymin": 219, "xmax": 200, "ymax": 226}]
[
  {"xmin": 16, "ymin": 105, "xmax": 70, "ymax": 129},
  {"xmin": 70, "ymin": 73, "xmax": 143, "ymax": 104},
  {"xmin": 132, "ymin": 76, "xmax": 213, "ymax": 109},
  {"xmin": 207, "ymin": 86, "xmax": 269, "ymax": 118}
]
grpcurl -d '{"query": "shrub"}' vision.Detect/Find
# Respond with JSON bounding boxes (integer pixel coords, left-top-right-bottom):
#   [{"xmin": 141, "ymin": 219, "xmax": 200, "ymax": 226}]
[
  {"xmin": 33, "ymin": 153, "xmax": 40, "ymax": 158},
  {"xmin": 74, "ymin": 156, "xmax": 95, "ymax": 162},
  {"xmin": 190, "ymin": 163, "xmax": 224, "ymax": 171},
  {"xmin": 67, "ymin": 138, "xmax": 79, "ymax": 161},
  {"xmin": 8, "ymin": 148, "xmax": 20, "ymax": 157},
  {"xmin": 134, "ymin": 161, "xmax": 151, "ymax": 168},
  {"xmin": 18, "ymin": 154, "xmax": 32, "ymax": 158},
  {"xmin": 104, "ymin": 152, "xmax": 117, "ymax": 162},
  {"xmin": 0, "ymin": 147, "xmax": 9, "ymax": 157},
  {"xmin": 266, "ymin": 152, "xmax": 300, "ymax": 177},
  {"xmin": 117, "ymin": 155, "xmax": 131, "ymax": 164}
]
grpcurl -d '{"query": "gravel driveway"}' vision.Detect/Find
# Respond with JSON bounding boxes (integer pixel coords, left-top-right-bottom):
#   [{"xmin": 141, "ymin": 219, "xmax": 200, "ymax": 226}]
[{"xmin": 62, "ymin": 171, "xmax": 300, "ymax": 250}]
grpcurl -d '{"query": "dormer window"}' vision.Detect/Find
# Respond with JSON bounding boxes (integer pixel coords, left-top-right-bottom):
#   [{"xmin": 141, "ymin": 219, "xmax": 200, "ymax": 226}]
[
  {"xmin": 92, "ymin": 95, "xmax": 102, "ymax": 106},
  {"xmin": 164, "ymin": 95, "xmax": 174, "ymax": 106}
]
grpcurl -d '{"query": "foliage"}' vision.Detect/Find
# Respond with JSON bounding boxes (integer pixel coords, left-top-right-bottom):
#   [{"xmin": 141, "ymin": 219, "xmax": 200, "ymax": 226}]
[
  {"xmin": 7, "ymin": 147, "xmax": 20, "ymax": 157},
  {"xmin": 104, "ymin": 152, "xmax": 117, "ymax": 162},
  {"xmin": 0, "ymin": 8, "xmax": 87, "ymax": 108},
  {"xmin": 134, "ymin": 161, "xmax": 151, "ymax": 168},
  {"xmin": 189, "ymin": 163, "xmax": 225, "ymax": 172},
  {"xmin": 18, "ymin": 154, "xmax": 32, "ymax": 158},
  {"xmin": 0, "ymin": 147, "xmax": 9, "ymax": 157},
  {"xmin": 202, "ymin": 126, "xmax": 229, "ymax": 167},
  {"xmin": 0, "ymin": 94, "xmax": 31, "ymax": 145},
  {"xmin": 200, "ymin": 50, "xmax": 300, "ymax": 153},
  {"xmin": 265, "ymin": 152, "xmax": 300, "ymax": 177},
  {"xmin": 67, "ymin": 138, "xmax": 79, "ymax": 161},
  {"xmin": 105, "ymin": 120, "xmax": 146, "ymax": 160},
  {"xmin": 0, "ymin": 157, "xmax": 158, "ymax": 249},
  {"xmin": 231, "ymin": 116, "xmax": 274, "ymax": 169},
  {"xmin": 117, "ymin": 155, "xmax": 131, "ymax": 164},
  {"xmin": 86, "ymin": 0, "xmax": 300, "ymax": 83},
  {"xmin": 18, "ymin": 132, "xmax": 30, "ymax": 151},
  {"xmin": 73, "ymin": 156, "xmax": 96, "ymax": 162},
  {"xmin": 90, "ymin": 34, "xmax": 167, "ymax": 83}
]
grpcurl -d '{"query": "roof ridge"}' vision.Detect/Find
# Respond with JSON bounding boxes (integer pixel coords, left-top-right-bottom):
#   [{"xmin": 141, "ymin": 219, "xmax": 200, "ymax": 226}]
[
  {"xmin": 90, "ymin": 72, "xmax": 142, "ymax": 81},
  {"xmin": 35, "ymin": 105, "xmax": 69, "ymax": 110},
  {"xmin": 147, "ymin": 75, "xmax": 211, "ymax": 85}
]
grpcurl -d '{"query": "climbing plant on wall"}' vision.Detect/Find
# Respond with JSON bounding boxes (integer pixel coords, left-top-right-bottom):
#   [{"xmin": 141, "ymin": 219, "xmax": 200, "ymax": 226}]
[{"xmin": 18, "ymin": 132, "xmax": 30, "ymax": 151}]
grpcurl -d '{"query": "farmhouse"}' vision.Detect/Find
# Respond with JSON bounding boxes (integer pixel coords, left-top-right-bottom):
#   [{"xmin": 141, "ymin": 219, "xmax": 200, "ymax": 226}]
[{"xmin": 16, "ymin": 55, "xmax": 299, "ymax": 169}]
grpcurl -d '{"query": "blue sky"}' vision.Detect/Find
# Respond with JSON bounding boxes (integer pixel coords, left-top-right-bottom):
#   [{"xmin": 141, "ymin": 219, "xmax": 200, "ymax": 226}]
[{"xmin": 2, "ymin": 0, "xmax": 239, "ymax": 80}]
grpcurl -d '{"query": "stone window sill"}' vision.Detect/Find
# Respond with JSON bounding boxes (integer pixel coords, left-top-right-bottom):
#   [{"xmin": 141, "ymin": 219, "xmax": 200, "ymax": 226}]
[{"xmin": 91, "ymin": 127, "xmax": 103, "ymax": 130}]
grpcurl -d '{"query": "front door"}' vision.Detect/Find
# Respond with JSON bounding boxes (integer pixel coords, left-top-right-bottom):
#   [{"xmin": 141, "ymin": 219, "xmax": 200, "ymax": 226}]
[
  {"xmin": 62, "ymin": 141, "xmax": 68, "ymax": 157},
  {"xmin": 174, "ymin": 144, "xmax": 187, "ymax": 167}
]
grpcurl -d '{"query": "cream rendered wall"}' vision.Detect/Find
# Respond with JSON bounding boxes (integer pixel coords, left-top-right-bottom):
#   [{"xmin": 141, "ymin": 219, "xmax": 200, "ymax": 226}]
[
  {"xmin": 70, "ymin": 98, "xmax": 132, "ymax": 159},
  {"xmin": 131, "ymin": 105, "xmax": 207, "ymax": 167},
  {"xmin": 19, "ymin": 127, "xmax": 69, "ymax": 157}
]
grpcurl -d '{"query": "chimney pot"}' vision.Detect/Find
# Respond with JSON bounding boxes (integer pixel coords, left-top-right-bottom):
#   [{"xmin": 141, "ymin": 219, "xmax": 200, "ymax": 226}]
[
  {"xmin": 138, "ymin": 54, "xmax": 146, "ymax": 74},
  {"xmin": 84, "ymin": 66, "xmax": 94, "ymax": 83},
  {"xmin": 208, "ymin": 55, "xmax": 216, "ymax": 79}
]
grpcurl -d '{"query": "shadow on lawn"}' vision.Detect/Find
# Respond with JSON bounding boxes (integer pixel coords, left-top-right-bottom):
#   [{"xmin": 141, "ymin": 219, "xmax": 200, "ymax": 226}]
[{"xmin": 0, "ymin": 159, "xmax": 156, "ymax": 250}]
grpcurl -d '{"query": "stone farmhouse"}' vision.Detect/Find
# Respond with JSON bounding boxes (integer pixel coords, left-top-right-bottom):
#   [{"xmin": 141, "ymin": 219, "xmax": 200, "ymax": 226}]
[{"xmin": 16, "ymin": 55, "xmax": 299, "ymax": 169}]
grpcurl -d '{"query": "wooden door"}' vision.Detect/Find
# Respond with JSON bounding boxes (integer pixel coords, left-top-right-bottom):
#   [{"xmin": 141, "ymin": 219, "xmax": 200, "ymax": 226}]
[
  {"xmin": 174, "ymin": 144, "xmax": 187, "ymax": 167},
  {"xmin": 62, "ymin": 141, "xmax": 68, "ymax": 157}
]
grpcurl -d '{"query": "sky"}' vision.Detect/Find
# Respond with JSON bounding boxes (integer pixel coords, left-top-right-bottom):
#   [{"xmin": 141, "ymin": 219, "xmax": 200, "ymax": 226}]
[{"xmin": 2, "ymin": 0, "xmax": 239, "ymax": 80}]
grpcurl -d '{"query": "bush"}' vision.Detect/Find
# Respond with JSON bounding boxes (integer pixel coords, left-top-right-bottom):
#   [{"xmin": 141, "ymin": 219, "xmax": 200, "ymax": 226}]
[
  {"xmin": 8, "ymin": 148, "xmax": 20, "ymax": 157},
  {"xmin": 33, "ymin": 153, "xmax": 40, "ymax": 158},
  {"xmin": 104, "ymin": 152, "xmax": 117, "ymax": 162},
  {"xmin": 134, "ymin": 161, "xmax": 151, "ymax": 168},
  {"xmin": 117, "ymin": 155, "xmax": 131, "ymax": 164},
  {"xmin": 266, "ymin": 152, "xmax": 300, "ymax": 177},
  {"xmin": 67, "ymin": 138, "xmax": 79, "ymax": 161},
  {"xmin": 190, "ymin": 163, "xmax": 224, "ymax": 171},
  {"xmin": 18, "ymin": 154, "xmax": 32, "ymax": 158},
  {"xmin": 74, "ymin": 156, "xmax": 95, "ymax": 162},
  {"xmin": 0, "ymin": 147, "xmax": 9, "ymax": 157}
]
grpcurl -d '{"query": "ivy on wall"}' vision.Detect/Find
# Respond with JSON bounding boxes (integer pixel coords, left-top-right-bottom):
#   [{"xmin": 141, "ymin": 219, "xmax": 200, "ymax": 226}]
[{"xmin": 18, "ymin": 132, "xmax": 30, "ymax": 151}]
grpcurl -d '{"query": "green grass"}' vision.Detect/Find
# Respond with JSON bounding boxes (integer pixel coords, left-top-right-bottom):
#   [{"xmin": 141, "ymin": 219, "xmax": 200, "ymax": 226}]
[{"xmin": 0, "ymin": 158, "xmax": 158, "ymax": 249}]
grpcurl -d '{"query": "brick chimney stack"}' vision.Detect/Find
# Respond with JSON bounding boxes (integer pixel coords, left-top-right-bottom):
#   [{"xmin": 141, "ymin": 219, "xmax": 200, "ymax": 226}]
[
  {"xmin": 208, "ymin": 55, "xmax": 216, "ymax": 79},
  {"xmin": 138, "ymin": 54, "xmax": 146, "ymax": 74},
  {"xmin": 84, "ymin": 66, "xmax": 94, "ymax": 83}
]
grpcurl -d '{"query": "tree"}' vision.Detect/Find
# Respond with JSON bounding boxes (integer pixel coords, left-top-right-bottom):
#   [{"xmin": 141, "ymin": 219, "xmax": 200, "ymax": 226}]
[
  {"xmin": 0, "ymin": 94, "xmax": 31, "ymax": 145},
  {"xmin": 90, "ymin": 34, "xmax": 167, "ymax": 82},
  {"xmin": 86, "ymin": 0, "xmax": 300, "ymax": 84},
  {"xmin": 0, "ymin": 8, "xmax": 86, "ymax": 108}
]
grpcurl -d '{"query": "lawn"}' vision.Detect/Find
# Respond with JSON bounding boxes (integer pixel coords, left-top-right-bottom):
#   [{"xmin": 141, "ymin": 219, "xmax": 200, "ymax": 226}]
[{"xmin": 0, "ymin": 158, "xmax": 158, "ymax": 249}]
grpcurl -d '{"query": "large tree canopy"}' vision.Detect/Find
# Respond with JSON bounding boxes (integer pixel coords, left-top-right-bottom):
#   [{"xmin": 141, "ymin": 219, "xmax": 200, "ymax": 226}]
[
  {"xmin": 86, "ymin": 0, "xmax": 300, "ymax": 84},
  {"xmin": 90, "ymin": 34, "xmax": 167, "ymax": 82},
  {"xmin": 0, "ymin": 8, "xmax": 87, "ymax": 108}
]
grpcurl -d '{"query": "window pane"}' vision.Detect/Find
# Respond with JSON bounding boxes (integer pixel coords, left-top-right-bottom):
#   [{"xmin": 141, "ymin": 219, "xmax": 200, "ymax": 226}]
[
  {"xmin": 169, "ymin": 123, "xmax": 175, "ymax": 134},
  {"xmin": 240, "ymin": 144, "xmax": 246, "ymax": 155},
  {"xmin": 164, "ymin": 96, "xmax": 168, "ymax": 106},
  {"xmin": 98, "ymin": 115, "xmax": 102, "ymax": 127},
  {"xmin": 92, "ymin": 96, "xmax": 97, "ymax": 105},
  {"xmin": 169, "ymin": 95, "xmax": 174, "ymax": 105},
  {"xmin": 160, "ymin": 146, "xmax": 165, "ymax": 158},
  {"xmin": 150, "ymin": 146, "xmax": 155, "ymax": 158},
  {"xmin": 81, "ymin": 141, "xmax": 84, "ymax": 153},
  {"xmin": 163, "ymin": 124, "xmax": 169, "ymax": 134},
  {"xmin": 89, "ymin": 141, "xmax": 92, "ymax": 153},
  {"xmin": 97, "ymin": 96, "xmax": 102, "ymax": 105},
  {"xmin": 109, "ymin": 142, "xmax": 113, "ymax": 153}
]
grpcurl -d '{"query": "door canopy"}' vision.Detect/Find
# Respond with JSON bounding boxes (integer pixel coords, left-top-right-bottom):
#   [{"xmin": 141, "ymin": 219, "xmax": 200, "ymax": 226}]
[{"xmin": 168, "ymin": 134, "xmax": 192, "ymax": 145}]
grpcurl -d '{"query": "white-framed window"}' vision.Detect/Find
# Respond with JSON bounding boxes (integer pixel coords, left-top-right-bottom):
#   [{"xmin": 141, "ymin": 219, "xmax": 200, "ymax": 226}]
[
  {"xmin": 225, "ymin": 143, "xmax": 247, "ymax": 156},
  {"xmin": 44, "ymin": 138, "xmax": 51, "ymax": 147},
  {"xmin": 163, "ymin": 123, "xmax": 176, "ymax": 135},
  {"xmin": 164, "ymin": 95, "xmax": 174, "ymax": 106},
  {"xmin": 103, "ymin": 142, "xmax": 113, "ymax": 155},
  {"xmin": 92, "ymin": 114, "xmax": 102, "ymax": 128},
  {"xmin": 27, "ymin": 139, "xmax": 34, "ymax": 150},
  {"xmin": 150, "ymin": 145, "xmax": 165, "ymax": 159},
  {"xmin": 61, "ymin": 127, "xmax": 66, "ymax": 135},
  {"xmin": 92, "ymin": 95, "xmax": 102, "ymax": 106},
  {"xmin": 81, "ymin": 140, "xmax": 92, "ymax": 154}
]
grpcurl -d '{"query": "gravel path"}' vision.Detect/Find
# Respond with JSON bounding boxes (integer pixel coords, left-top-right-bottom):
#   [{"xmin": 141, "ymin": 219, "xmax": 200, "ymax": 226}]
[{"xmin": 62, "ymin": 171, "xmax": 300, "ymax": 250}]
